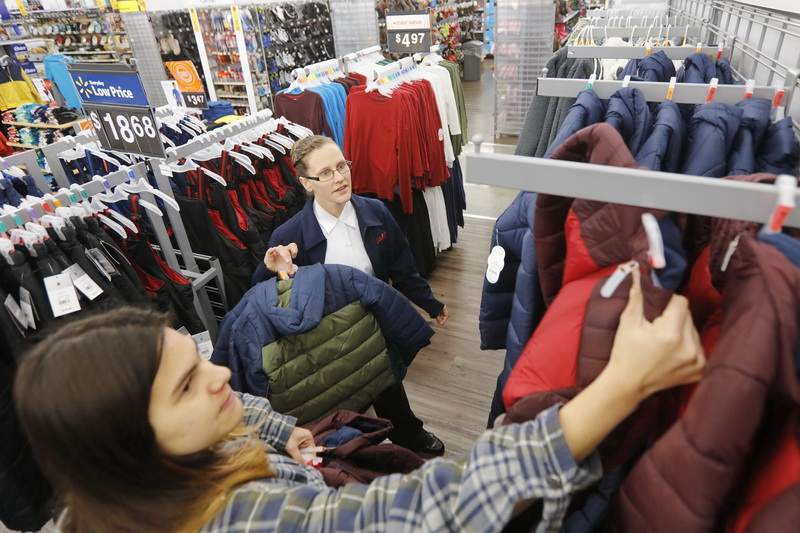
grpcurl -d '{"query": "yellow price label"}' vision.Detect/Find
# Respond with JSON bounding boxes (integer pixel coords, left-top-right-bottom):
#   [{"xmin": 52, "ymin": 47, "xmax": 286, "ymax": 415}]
[
  {"xmin": 666, "ymin": 87, "xmax": 675, "ymax": 100},
  {"xmin": 232, "ymin": 6, "xmax": 242, "ymax": 32},
  {"xmin": 190, "ymin": 9, "xmax": 200, "ymax": 32},
  {"xmin": 15, "ymin": 0, "xmax": 26, "ymax": 16}
]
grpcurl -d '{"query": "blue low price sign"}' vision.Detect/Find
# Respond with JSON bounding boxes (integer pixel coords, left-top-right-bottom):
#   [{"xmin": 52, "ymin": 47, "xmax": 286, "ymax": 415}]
[{"xmin": 67, "ymin": 63, "xmax": 165, "ymax": 158}]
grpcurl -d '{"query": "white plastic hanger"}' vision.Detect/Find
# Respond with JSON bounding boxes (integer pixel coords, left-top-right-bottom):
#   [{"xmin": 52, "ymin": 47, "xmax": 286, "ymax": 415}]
[
  {"xmin": 200, "ymin": 167, "xmax": 227, "ymax": 186},
  {"xmin": 116, "ymin": 178, "xmax": 180, "ymax": 212},
  {"xmin": 0, "ymin": 236, "xmax": 16, "ymax": 261}
]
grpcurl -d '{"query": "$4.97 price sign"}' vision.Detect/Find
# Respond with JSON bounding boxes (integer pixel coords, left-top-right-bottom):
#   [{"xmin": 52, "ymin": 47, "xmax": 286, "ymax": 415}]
[
  {"xmin": 85, "ymin": 103, "xmax": 166, "ymax": 158},
  {"xmin": 386, "ymin": 10, "xmax": 432, "ymax": 54}
]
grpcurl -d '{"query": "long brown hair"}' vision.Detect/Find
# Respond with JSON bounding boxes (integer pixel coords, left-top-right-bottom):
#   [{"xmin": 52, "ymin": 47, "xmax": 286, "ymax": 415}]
[{"xmin": 14, "ymin": 308, "xmax": 273, "ymax": 533}]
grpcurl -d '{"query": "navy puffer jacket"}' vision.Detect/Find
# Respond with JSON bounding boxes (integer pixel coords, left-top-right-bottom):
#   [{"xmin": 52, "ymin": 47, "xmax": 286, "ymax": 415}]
[
  {"xmin": 728, "ymin": 97, "xmax": 771, "ymax": 175},
  {"xmin": 676, "ymin": 52, "xmax": 717, "ymax": 83},
  {"xmin": 604, "ymin": 87, "xmax": 653, "ymax": 155},
  {"xmin": 544, "ymin": 90, "xmax": 606, "ymax": 158},
  {"xmin": 635, "ymin": 100, "xmax": 686, "ymax": 173},
  {"xmin": 756, "ymin": 116, "xmax": 800, "ymax": 175},
  {"xmin": 212, "ymin": 264, "xmax": 434, "ymax": 397},
  {"xmin": 636, "ymin": 50, "xmax": 676, "ymax": 82},
  {"xmin": 681, "ymin": 102, "xmax": 743, "ymax": 177}
]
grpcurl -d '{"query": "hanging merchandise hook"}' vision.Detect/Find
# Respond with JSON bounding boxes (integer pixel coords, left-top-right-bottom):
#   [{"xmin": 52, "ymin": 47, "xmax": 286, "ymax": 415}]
[
  {"xmin": 586, "ymin": 73, "xmax": 596, "ymax": 91},
  {"xmin": 622, "ymin": 75, "xmax": 632, "ymax": 88},
  {"xmin": 761, "ymin": 174, "xmax": 797, "ymax": 235},
  {"xmin": 666, "ymin": 76, "xmax": 677, "ymax": 100},
  {"xmin": 641, "ymin": 213, "xmax": 666, "ymax": 289},
  {"xmin": 705, "ymin": 78, "xmax": 719, "ymax": 103},
  {"xmin": 744, "ymin": 79, "xmax": 756, "ymax": 99}
]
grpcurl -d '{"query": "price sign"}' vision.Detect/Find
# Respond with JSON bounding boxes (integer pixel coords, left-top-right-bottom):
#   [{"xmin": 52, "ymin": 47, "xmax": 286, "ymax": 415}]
[
  {"xmin": 181, "ymin": 91, "xmax": 209, "ymax": 109},
  {"xmin": 68, "ymin": 63, "xmax": 165, "ymax": 158},
  {"xmin": 85, "ymin": 104, "xmax": 165, "ymax": 158},
  {"xmin": 386, "ymin": 10, "xmax": 432, "ymax": 53}
]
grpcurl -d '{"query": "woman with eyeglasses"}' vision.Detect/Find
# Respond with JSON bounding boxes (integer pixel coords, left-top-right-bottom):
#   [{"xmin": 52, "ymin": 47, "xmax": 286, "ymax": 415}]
[{"xmin": 249, "ymin": 135, "xmax": 448, "ymax": 457}]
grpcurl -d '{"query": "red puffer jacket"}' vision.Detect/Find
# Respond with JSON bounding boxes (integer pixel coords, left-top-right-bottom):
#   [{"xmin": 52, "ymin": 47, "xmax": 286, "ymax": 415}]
[
  {"xmin": 613, "ymin": 192, "xmax": 800, "ymax": 532},
  {"xmin": 503, "ymin": 124, "xmax": 688, "ymax": 471}
]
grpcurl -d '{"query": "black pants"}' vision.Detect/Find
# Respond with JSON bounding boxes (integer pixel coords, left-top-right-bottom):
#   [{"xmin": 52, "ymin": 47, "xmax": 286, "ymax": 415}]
[{"xmin": 372, "ymin": 381, "xmax": 424, "ymax": 446}]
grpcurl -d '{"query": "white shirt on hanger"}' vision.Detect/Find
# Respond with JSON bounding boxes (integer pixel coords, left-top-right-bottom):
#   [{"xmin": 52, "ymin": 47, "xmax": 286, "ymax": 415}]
[{"xmin": 313, "ymin": 199, "xmax": 375, "ymax": 276}]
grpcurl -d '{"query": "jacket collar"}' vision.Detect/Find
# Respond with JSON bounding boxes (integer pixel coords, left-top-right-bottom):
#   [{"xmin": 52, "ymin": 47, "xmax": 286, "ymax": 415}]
[{"xmin": 350, "ymin": 195, "xmax": 382, "ymax": 233}]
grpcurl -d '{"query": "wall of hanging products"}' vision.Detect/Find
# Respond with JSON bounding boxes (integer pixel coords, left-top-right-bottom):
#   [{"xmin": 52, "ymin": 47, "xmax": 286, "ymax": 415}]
[
  {"xmin": 256, "ymin": 1, "xmax": 335, "ymax": 94},
  {"xmin": 148, "ymin": 10, "xmax": 207, "ymax": 91},
  {"xmin": 4, "ymin": 7, "xmax": 131, "ymax": 67}
]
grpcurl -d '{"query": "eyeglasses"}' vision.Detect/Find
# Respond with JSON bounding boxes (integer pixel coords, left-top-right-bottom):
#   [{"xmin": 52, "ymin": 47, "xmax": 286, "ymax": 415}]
[{"xmin": 302, "ymin": 160, "xmax": 352, "ymax": 183}]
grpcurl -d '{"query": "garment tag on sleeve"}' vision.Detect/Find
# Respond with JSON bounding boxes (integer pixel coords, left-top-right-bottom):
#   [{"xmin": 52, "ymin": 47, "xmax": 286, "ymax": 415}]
[
  {"xmin": 485, "ymin": 245, "xmax": 506, "ymax": 284},
  {"xmin": 44, "ymin": 273, "xmax": 81, "ymax": 317},
  {"xmin": 18, "ymin": 287, "xmax": 36, "ymax": 330},
  {"xmin": 4, "ymin": 293, "xmax": 29, "ymax": 329},
  {"xmin": 192, "ymin": 331, "xmax": 213, "ymax": 360},
  {"xmin": 85, "ymin": 248, "xmax": 119, "ymax": 280},
  {"xmin": 65, "ymin": 264, "xmax": 103, "ymax": 301}
]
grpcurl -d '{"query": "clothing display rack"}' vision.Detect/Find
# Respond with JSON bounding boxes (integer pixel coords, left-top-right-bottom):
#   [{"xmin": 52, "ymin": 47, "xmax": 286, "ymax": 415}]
[
  {"xmin": 1, "ymin": 149, "xmax": 50, "ymax": 194},
  {"xmin": 566, "ymin": 44, "xmax": 724, "ymax": 59},
  {"xmin": 574, "ymin": 25, "xmax": 703, "ymax": 38},
  {"xmin": 467, "ymin": 136, "xmax": 800, "ymax": 228},
  {"xmin": 536, "ymin": 76, "xmax": 791, "ymax": 106}
]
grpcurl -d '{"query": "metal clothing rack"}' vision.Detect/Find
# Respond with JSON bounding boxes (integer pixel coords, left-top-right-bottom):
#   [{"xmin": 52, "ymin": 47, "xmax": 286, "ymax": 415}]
[
  {"xmin": 566, "ymin": 44, "xmax": 724, "ymax": 60},
  {"xmin": 465, "ymin": 137, "xmax": 800, "ymax": 229},
  {"xmin": 36, "ymin": 129, "xmax": 224, "ymax": 339},
  {"xmin": 2, "ymin": 149, "xmax": 50, "ymax": 194},
  {"xmin": 578, "ymin": 26, "xmax": 703, "ymax": 39}
]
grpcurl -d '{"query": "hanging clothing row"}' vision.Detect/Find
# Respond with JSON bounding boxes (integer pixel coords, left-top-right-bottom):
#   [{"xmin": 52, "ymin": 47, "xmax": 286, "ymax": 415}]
[
  {"xmin": 167, "ymin": 116, "xmax": 313, "ymax": 306},
  {"xmin": 343, "ymin": 51, "xmax": 468, "ymax": 274},
  {"xmin": 483, "ymin": 42, "xmax": 800, "ymax": 426},
  {"xmin": 274, "ymin": 59, "xmax": 361, "ymax": 148},
  {"xmin": 469, "ymin": 123, "xmax": 800, "ymax": 533}
]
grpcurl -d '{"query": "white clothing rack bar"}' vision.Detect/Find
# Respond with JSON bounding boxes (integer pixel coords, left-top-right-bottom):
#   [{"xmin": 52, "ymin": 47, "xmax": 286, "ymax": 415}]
[
  {"xmin": 586, "ymin": 16, "xmax": 681, "ymax": 26},
  {"xmin": 536, "ymin": 77, "xmax": 785, "ymax": 105},
  {"xmin": 372, "ymin": 57, "xmax": 413, "ymax": 81},
  {"xmin": 465, "ymin": 139, "xmax": 800, "ymax": 228},
  {"xmin": 0, "ymin": 163, "xmax": 137, "ymax": 232},
  {"xmin": 2, "ymin": 149, "xmax": 50, "ymax": 193},
  {"xmin": 583, "ymin": 26, "xmax": 702, "ymax": 39},
  {"xmin": 163, "ymin": 109, "xmax": 274, "ymax": 163},
  {"xmin": 566, "ymin": 44, "xmax": 722, "ymax": 60}
]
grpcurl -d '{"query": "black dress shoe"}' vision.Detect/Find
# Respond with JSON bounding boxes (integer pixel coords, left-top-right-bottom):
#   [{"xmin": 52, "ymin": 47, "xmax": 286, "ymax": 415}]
[{"xmin": 408, "ymin": 430, "xmax": 445, "ymax": 458}]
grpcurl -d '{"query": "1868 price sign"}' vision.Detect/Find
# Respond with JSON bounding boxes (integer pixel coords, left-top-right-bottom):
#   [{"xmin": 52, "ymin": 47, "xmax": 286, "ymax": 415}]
[
  {"xmin": 86, "ymin": 104, "xmax": 165, "ymax": 158},
  {"xmin": 386, "ymin": 10, "xmax": 432, "ymax": 53}
]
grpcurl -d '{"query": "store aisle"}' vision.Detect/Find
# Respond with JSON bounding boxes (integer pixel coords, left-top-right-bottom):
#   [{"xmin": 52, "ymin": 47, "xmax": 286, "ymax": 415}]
[{"xmin": 402, "ymin": 216, "xmax": 504, "ymax": 457}]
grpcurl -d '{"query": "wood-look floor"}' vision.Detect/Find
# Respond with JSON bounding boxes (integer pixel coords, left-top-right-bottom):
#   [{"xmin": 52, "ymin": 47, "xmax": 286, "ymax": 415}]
[{"xmin": 402, "ymin": 215, "xmax": 505, "ymax": 458}]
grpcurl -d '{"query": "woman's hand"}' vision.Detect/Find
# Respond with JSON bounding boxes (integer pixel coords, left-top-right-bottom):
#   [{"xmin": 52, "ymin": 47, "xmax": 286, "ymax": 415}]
[
  {"xmin": 558, "ymin": 268, "xmax": 706, "ymax": 463},
  {"xmin": 285, "ymin": 426, "xmax": 315, "ymax": 465},
  {"xmin": 605, "ymin": 268, "xmax": 706, "ymax": 401},
  {"xmin": 436, "ymin": 305, "xmax": 448, "ymax": 325},
  {"xmin": 264, "ymin": 244, "xmax": 299, "ymax": 274}
]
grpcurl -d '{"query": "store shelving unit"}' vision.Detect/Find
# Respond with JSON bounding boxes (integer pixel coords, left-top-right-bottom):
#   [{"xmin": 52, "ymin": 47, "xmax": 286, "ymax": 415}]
[{"xmin": 2, "ymin": 119, "xmax": 86, "ymax": 129}]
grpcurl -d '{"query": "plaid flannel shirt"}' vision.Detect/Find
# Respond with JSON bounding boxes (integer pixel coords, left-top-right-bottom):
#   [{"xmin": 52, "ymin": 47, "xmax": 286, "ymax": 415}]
[{"xmin": 202, "ymin": 393, "xmax": 602, "ymax": 533}]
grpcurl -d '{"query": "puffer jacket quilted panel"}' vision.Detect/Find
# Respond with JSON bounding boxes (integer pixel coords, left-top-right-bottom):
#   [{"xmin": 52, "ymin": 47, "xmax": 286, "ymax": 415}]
[
  {"xmin": 681, "ymin": 102, "xmax": 743, "ymax": 177},
  {"xmin": 635, "ymin": 99, "xmax": 686, "ymax": 173},
  {"xmin": 755, "ymin": 116, "xmax": 800, "ymax": 175},
  {"xmin": 727, "ymin": 97, "xmax": 771, "ymax": 176},
  {"xmin": 603, "ymin": 87, "xmax": 653, "ymax": 156}
]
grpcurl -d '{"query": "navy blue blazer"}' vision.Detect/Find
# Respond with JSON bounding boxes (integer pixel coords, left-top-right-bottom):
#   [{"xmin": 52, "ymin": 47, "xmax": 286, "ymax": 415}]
[{"xmin": 251, "ymin": 195, "xmax": 444, "ymax": 317}]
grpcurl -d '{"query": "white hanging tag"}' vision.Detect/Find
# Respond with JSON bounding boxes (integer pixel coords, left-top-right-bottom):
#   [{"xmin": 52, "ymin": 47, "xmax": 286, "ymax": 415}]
[
  {"xmin": 666, "ymin": 76, "xmax": 677, "ymax": 100},
  {"xmin": 43, "ymin": 272, "xmax": 82, "ymax": 317},
  {"xmin": 485, "ymin": 245, "xmax": 506, "ymax": 284},
  {"xmin": 18, "ymin": 287, "xmax": 37, "ymax": 329},
  {"xmin": 192, "ymin": 331, "xmax": 213, "ymax": 360},
  {"xmin": 4, "ymin": 293, "xmax": 29, "ymax": 329},
  {"xmin": 622, "ymin": 75, "xmax": 632, "ymax": 88},
  {"xmin": 600, "ymin": 260, "xmax": 639, "ymax": 298},
  {"xmin": 64, "ymin": 264, "xmax": 104, "ymax": 301}
]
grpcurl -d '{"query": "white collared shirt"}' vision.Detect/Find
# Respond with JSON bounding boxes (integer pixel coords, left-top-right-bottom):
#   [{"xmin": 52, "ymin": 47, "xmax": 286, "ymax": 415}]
[{"xmin": 313, "ymin": 199, "xmax": 375, "ymax": 276}]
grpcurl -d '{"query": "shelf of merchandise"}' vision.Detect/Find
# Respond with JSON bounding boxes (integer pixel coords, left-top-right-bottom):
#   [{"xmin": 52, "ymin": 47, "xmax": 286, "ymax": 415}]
[{"xmin": 2, "ymin": 119, "xmax": 86, "ymax": 129}]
